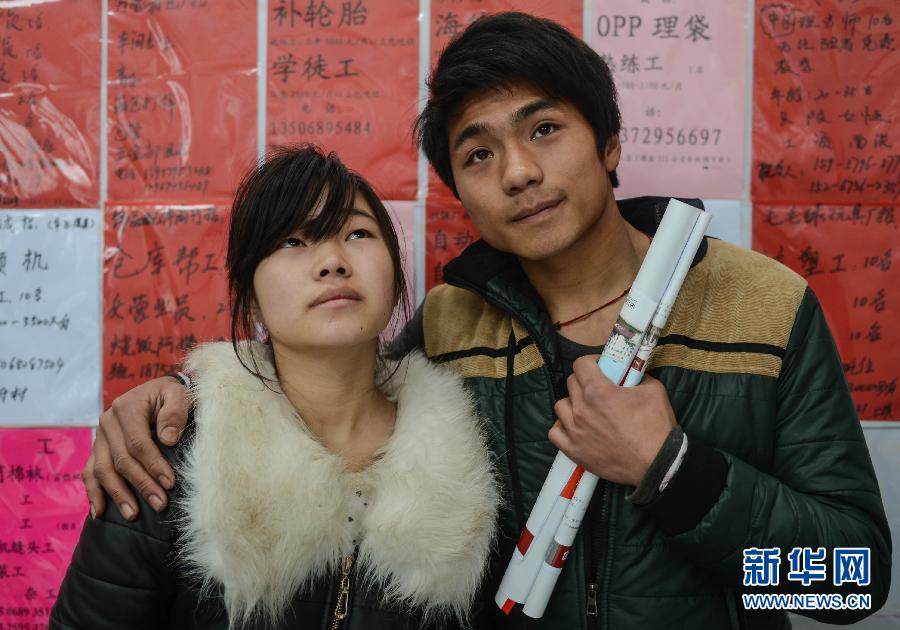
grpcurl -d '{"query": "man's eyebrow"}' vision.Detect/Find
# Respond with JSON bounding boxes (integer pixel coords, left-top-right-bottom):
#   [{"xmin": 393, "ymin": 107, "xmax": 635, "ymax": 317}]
[
  {"xmin": 452, "ymin": 99, "xmax": 562, "ymax": 151},
  {"xmin": 511, "ymin": 98, "xmax": 559, "ymax": 124},
  {"xmin": 452, "ymin": 121, "xmax": 491, "ymax": 151}
]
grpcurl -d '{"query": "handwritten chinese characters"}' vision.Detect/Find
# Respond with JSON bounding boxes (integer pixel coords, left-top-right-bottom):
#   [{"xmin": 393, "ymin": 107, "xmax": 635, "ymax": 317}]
[
  {"xmin": 0, "ymin": 2, "xmax": 101, "ymax": 208},
  {"xmin": 103, "ymin": 205, "xmax": 230, "ymax": 405},
  {"xmin": 431, "ymin": 0, "xmax": 582, "ymax": 67},
  {"xmin": 107, "ymin": 1, "xmax": 257, "ymax": 203},
  {"xmin": 753, "ymin": 0, "xmax": 899, "ymax": 203},
  {"xmin": 0, "ymin": 211, "xmax": 101, "ymax": 426},
  {"xmin": 267, "ymin": 0, "xmax": 418, "ymax": 199},
  {"xmin": 590, "ymin": 0, "xmax": 747, "ymax": 198},
  {"xmin": 425, "ymin": 194, "xmax": 479, "ymax": 291},
  {"xmin": 753, "ymin": 203, "xmax": 898, "ymax": 420},
  {"xmin": 0, "ymin": 429, "xmax": 91, "ymax": 630}
]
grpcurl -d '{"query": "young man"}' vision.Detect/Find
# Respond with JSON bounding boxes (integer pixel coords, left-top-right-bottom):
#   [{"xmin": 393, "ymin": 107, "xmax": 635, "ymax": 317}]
[{"xmin": 84, "ymin": 12, "xmax": 890, "ymax": 629}]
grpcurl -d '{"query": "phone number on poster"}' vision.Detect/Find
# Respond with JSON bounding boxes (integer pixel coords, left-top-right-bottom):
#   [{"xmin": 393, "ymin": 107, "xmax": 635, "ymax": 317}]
[
  {"xmin": 620, "ymin": 127, "xmax": 721, "ymax": 146},
  {"xmin": 271, "ymin": 120, "xmax": 372, "ymax": 137}
]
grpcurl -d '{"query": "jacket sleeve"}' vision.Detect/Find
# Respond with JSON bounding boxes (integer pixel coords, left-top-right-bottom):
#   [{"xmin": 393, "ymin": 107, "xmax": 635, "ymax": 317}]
[
  {"xmin": 384, "ymin": 302, "xmax": 425, "ymax": 360},
  {"xmin": 640, "ymin": 287, "xmax": 892, "ymax": 624},
  {"xmin": 50, "ymin": 481, "xmax": 177, "ymax": 628}
]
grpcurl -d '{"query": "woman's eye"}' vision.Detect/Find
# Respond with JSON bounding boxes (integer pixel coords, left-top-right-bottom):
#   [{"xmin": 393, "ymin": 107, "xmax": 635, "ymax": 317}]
[
  {"xmin": 466, "ymin": 148, "xmax": 492, "ymax": 165},
  {"xmin": 532, "ymin": 123, "xmax": 557, "ymax": 139},
  {"xmin": 280, "ymin": 237, "xmax": 305, "ymax": 248},
  {"xmin": 347, "ymin": 228, "xmax": 372, "ymax": 240}
]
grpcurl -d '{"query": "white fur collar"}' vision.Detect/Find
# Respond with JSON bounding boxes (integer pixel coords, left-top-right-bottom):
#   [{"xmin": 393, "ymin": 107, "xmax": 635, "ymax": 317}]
[{"xmin": 178, "ymin": 341, "xmax": 498, "ymax": 626}]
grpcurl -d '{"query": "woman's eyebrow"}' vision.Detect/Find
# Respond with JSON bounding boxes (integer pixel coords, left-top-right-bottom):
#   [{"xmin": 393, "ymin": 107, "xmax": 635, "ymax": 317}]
[{"xmin": 349, "ymin": 208, "xmax": 378, "ymax": 222}]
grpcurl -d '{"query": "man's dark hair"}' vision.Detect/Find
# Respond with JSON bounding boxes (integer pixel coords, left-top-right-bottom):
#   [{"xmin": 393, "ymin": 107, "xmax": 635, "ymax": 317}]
[
  {"xmin": 227, "ymin": 144, "xmax": 410, "ymax": 384},
  {"xmin": 416, "ymin": 11, "xmax": 622, "ymax": 198}
]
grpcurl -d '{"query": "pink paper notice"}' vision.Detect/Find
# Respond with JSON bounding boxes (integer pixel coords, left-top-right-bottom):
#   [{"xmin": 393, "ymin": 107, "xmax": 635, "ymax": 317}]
[
  {"xmin": 590, "ymin": 0, "xmax": 748, "ymax": 199},
  {"xmin": 0, "ymin": 428, "xmax": 91, "ymax": 626},
  {"xmin": 384, "ymin": 200, "xmax": 418, "ymax": 331}
]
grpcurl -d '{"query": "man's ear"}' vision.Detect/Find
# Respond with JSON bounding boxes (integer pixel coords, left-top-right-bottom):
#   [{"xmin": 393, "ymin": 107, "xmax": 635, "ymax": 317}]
[{"xmin": 604, "ymin": 134, "xmax": 622, "ymax": 172}]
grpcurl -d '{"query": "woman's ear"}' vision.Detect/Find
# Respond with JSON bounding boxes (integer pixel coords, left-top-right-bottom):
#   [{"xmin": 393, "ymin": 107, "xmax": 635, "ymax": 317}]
[
  {"xmin": 250, "ymin": 299, "xmax": 270, "ymax": 343},
  {"xmin": 253, "ymin": 321, "xmax": 270, "ymax": 344}
]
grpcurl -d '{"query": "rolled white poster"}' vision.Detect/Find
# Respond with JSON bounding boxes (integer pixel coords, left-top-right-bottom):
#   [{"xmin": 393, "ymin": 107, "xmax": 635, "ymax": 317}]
[
  {"xmin": 522, "ymin": 472, "xmax": 599, "ymax": 617},
  {"xmin": 598, "ymin": 199, "xmax": 703, "ymax": 385},
  {"xmin": 494, "ymin": 453, "xmax": 581, "ymax": 610},
  {"xmin": 494, "ymin": 488, "xmax": 576, "ymax": 610},
  {"xmin": 622, "ymin": 211, "xmax": 711, "ymax": 387},
  {"xmin": 497, "ymin": 199, "xmax": 710, "ymax": 617}
]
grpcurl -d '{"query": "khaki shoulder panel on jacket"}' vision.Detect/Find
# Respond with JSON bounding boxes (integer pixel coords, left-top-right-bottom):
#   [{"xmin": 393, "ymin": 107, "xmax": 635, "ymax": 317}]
[
  {"xmin": 423, "ymin": 240, "xmax": 808, "ymax": 381},
  {"xmin": 422, "ymin": 284, "xmax": 544, "ymax": 379},
  {"xmin": 650, "ymin": 238, "xmax": 808, "ymax": 378}
]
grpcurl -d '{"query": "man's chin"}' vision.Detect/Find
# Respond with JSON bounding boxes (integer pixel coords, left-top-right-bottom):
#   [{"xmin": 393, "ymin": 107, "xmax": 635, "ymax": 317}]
[
  {"xmin": 508, "ymin": 240, "xmax": 571, "ymax": 263},
  {"xmin": 482, "ymin": 225, "xmax": 576, "ymax": 262}
]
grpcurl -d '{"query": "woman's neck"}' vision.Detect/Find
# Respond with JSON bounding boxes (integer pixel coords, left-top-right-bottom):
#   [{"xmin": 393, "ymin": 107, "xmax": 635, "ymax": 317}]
[{"xmin": 272, "ymin": 341, "xmax": 396, "ymax": 469}]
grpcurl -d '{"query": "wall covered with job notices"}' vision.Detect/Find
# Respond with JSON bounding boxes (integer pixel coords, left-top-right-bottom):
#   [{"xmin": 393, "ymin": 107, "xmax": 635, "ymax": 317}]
[{"xmin": 0, "ymin": 1, "xmax": 897, "ymax": 627}]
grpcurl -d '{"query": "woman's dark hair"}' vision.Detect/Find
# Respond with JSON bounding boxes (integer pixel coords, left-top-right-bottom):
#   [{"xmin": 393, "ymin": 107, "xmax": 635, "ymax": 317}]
[
  {"xmin": 227, "ymin": 144, "xmax": 411, "ymax": 384},
  {"xmin": 416, "ymin": 12, "xmax": 622, "ymax": 197}
]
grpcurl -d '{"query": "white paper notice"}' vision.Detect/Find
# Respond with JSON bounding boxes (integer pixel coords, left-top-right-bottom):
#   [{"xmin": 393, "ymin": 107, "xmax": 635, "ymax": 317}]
[
  {"xmin": 702, "ymin": 200, "xmax": 751, "ymax": 248},
  {"xmin": 0, "ymin": 211, "xmax": 101, "ymax": 426}
]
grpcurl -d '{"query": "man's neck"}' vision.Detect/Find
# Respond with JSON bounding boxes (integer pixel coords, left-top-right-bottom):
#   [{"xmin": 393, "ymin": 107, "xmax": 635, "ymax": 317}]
[{"xmin": 520, "ymin": 196, "xmax": 650, "ymax": 345}]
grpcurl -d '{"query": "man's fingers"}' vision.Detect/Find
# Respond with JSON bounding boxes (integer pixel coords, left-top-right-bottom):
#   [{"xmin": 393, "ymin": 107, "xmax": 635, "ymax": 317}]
[
  {"xmin": 571, "ymin": 354, "xmax": 603, "ymax": 382},
  {"xmin": 572, "ymin": 355, "xmax": 614, "ymax": 397},
  {"xmin": 92, "ymin": 423, "xmax": 139, "ymax": 520},
  {"xmin": 553, "ymin": 396, "xmax": 577, "ymax": 434},
  {"xmin": 101, "ymin": 405, "xmax": 168, "ymax": 515},
  {"xmin": 548, "ymin": 420, "xmax": 573, "ymax": 453},
  {"xmin": 637, "ymin": 373, "xmax": 665, "ymax": 392},
  {"xmin": 112, "ymin": 382, "xmax": 177, "ymax": 490},
  {"xmin": 81, "ymin": 452, "xmax": 105, "ymax": 519},
  {"xmin": 155, "ymin": 379, "xmax": 191, "ymax": 447},
  {"xmin": 566, "ymin": 373, "xmax": 586, "ymax": 411}
]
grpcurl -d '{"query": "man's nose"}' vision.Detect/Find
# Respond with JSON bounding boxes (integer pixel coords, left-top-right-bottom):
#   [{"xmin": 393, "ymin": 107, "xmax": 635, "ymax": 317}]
[{"xmin": 501, "ymin": 144, "xmax": 543, "ymax": 194}]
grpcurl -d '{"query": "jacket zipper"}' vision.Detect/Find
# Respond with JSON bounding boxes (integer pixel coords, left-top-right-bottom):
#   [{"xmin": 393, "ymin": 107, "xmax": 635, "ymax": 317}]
[
  {"xmin": 586, "ymin": 481, "xmax": 611, "ymax": 628},
  {"xmin": 330, "ymin": 553, "xmax": 355, "ymax": 630},
  {"xmin": 586, "ymin": 583, "xmax": 599, "ymax": 617},
  {"xmin": 448, "ymin": 277, "xmax": 609, "ymax": 623}
]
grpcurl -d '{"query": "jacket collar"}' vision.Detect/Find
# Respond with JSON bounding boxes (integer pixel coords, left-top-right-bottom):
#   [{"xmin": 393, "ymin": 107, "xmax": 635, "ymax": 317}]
[
  {"xmin": 178, "ymin": 342, "xmax": 498, "ymax": 626},
  {"xmin": 441, "ymin": 196, "xmax": 708, "ymax": 363},
  {"xmin": 443, "ymin": 196, "xmax": 707, "ymax": 296}
]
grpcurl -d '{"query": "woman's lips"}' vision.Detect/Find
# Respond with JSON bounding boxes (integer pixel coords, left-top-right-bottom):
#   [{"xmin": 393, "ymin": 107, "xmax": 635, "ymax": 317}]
[{"xmin": 309, "ymin": 288, "xmax": 362, "ymax": 308}]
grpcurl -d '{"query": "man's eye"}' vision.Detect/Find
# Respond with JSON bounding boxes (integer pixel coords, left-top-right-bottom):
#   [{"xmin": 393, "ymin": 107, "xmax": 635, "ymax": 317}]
[
  {"xmin": 532, "ymin": 123, "xmax": 557, "ymax": 139},
  {"xmin": 347, "ymin": 228, "xmax": 372, "ymax": 240},
  {"xmin": 466, "ymin": 148, "xmax": 492, "ymax": 165},
  {"xmin": 280, "ymin": 237, "xmax": 305, "ymax": 248}
]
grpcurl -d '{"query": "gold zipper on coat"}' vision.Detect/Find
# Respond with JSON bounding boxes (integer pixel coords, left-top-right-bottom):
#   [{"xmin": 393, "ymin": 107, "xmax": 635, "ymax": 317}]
[{"xmin": 331, "ymin": 554, "xmax": 354, "ymax": 630}]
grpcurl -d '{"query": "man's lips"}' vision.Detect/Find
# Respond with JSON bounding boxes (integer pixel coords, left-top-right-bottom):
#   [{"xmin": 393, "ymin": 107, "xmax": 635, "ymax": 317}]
[
  {"xmin": 512, "ymin": 199, "xmax": 562, "ymax": 222},
  {"xmin": 309, "ymin": 287, "xmax": 362, "ymax": 308}
]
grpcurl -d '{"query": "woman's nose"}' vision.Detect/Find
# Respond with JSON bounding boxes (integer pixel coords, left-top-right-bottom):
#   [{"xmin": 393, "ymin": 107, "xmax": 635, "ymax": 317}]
[
  {"xmin": 318, "ymin": 264, "xmax": 347, "ymax": 278},
  {"xmin": 315, "ymin": 244, "xmax": 351, "ymax": 278}
]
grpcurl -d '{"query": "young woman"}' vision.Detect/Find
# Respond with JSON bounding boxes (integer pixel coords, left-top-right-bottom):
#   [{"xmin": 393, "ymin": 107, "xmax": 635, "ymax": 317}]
[{"xmin": 51, "ymin": 146, "xmax": 498, "ymax": 630}]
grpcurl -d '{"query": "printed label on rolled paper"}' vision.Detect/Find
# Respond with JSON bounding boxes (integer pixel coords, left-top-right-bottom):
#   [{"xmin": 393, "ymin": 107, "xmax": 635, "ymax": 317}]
[{"xmin": 600, "ymin": 317, "xmax": 643, "ymax": 368}]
